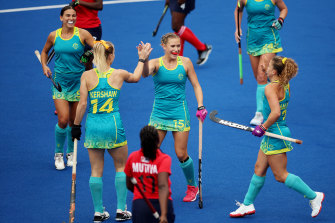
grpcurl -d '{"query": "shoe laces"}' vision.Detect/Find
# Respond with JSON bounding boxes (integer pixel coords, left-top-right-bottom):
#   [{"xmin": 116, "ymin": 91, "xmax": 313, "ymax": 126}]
[
  {"xmin": 67, "ymin": 153, "xmax": 73, "ymax": 159},
  {"xmin": 186, "ymin": 186, "xmax": 197, "ymax": 196},
  {"xmin": 95, "ymin": 207, "xmax": 108, "ymax": 217},
  {"xmin": 309, "ymin": 199, "xmax": 317, "ymax": 209},
  {"xmin": 235, "ymin": 200, "xmax": 242, "ymax": 207},
  {"xmin": 55, "ymin": 153, "xmax": 63, "ymax": 158},
  {"xmin": 123, "ymin": 211, "xmax": 131, "ymax": 218},
  {"xmin": 117, "ymin": 208, "xmax": 131, "ymax": 216},
  {"xmin": 55, "ymin": 154, "xmax": 63, "ymax": 162}
]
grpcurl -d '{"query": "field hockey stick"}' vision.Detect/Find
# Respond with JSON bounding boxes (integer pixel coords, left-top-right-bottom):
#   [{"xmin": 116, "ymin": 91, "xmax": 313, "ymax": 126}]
[
  {"xmin": 198, "ymin": 119, "xmax": 203, "ymax": 209},
  {"xmin": 34, "ymin": 49, "xmax": 54, "ymax": 65},
  {"xmin": 47, "ymin": 49, "xmax": 55, "ymax": 64},
  {"xmin": 237, "ymin": 1, "xmax": 243, "ymax": 85},
  {"xmin": 152, "ymin": 5, "xmax": 169, "ymax": 37},
  {"xmin": 69, "ymin": 139, "xmax": 78, "ymax": 223},
  {"xmin": 34, "ymin": 50, "xmax": 62, "ymax": 92},
  {"xmin": 130, "ymin": 177, "xmax": 160, "ymax": 219},
  {"xmin": 209, "ymin": 110, "xmax": 303, "ymax": 144}
]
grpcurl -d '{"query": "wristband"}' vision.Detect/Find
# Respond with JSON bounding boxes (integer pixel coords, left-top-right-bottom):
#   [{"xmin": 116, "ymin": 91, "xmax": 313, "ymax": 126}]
[
  {"xmin": 278, "ymin": 17, "xmax": 284, "ymax": 26},
  {"xmin": 260, "ymin": 124, "xmax": 267, "ymax": 132},
  {"xmin": 138, "ymin": 59, "xmax": 146, "ymax": 63},
  {"xmin": 197, "ymin": 106, "xmax": 206, "ymax": 111}
]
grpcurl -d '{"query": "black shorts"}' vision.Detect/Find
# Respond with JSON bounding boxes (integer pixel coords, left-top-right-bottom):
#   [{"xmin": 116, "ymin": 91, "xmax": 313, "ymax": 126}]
[
  {"xmin": 132, "ymin": 199, "xmax": 175, "ymax": 223},
  {"xmin": 169, "ymin": 0, "xmax": 195, "ymax": 14},
  {"xmin": 84, "ymin": 25, "xmax": 102, "ymax": 51},
  {"xmin": 85, "ymin": 25, "xmax": 102, "ymax": 41}
]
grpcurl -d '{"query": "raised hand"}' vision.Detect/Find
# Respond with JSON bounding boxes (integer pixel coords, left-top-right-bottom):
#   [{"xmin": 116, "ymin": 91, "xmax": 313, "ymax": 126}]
[{"xmin": 137, "ymin": 41, "xmax": 153, "ymax": 61}]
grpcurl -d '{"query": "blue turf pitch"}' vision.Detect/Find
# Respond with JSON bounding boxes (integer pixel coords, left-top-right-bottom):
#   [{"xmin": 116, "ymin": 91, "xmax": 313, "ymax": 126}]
[{"xmin": 0, "ymin": 0, "xmax": 334, "ymax": 222}]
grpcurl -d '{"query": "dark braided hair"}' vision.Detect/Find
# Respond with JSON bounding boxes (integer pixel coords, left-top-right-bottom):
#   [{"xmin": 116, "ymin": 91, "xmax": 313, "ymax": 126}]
[{"xmin": 140, "ymin": 125, "xmax": 159, "ymax": 161}]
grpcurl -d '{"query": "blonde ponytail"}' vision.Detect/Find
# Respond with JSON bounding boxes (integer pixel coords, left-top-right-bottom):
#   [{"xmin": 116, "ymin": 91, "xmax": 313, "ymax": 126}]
[{"xmin": 93, "ymin": 40, "xmax": 115, "ymax": 73}]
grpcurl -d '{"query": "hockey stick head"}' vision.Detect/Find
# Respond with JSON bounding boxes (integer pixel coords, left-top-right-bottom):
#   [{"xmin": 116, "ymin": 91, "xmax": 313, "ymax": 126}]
[
  {"xmin": 199, "ymin": 200, "xmax": 203, "ymax": 209},
  {"xmin": 209, "ymin": 110, "xmax": 218, "ymax": 121}
]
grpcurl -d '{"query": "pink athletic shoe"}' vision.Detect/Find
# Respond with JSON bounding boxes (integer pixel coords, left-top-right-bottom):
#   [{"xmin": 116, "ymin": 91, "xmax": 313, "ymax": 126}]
[{"xmin": 183, "ymin": 185, "xmax": 199, "ymax": 202}]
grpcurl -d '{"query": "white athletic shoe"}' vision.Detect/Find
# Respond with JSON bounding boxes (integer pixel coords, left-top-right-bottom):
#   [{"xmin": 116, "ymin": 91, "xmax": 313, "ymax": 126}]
[
  {"xmin": 54, "ymin": 153, "xmax": 65, "ymax": 170},
  {"xmin": 66, "ymin": 152, "xmax": 73, "ymax": 167},
  {"xmin": 94, "ymin": 208, "xmax": 110, "ymax": 223},
  {"xmin": 115, "ymin": 209, "xmax": 132, "ymax": 221},
  {"xmin": 230, "ymin": 201, "xmax": 255, "ymax": 218},
  {"xmin": 310, "ymin": 192, "xmax": 325, "ymax": 218},
  {"xmin": 250, "ymin": 112, "xmax": 263, "ymax": 126}
]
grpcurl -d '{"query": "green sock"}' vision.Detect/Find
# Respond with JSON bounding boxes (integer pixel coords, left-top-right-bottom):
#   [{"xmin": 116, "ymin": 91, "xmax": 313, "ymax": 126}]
[
  {"xmin": 89, "ymin": 177, "xmax": 104, "ymax": 213},
  {"xmin": 243, "ymin": 174, "xmax": 266, "ymax": 205},
  {"xmin": 256, "ymin": 84, "xmax": 267, "ymax": 112},
  {"xmin": 66, "ymin": 126, "xmax": 74, "ymax": 154},
  {"xmin": 115, "ymin": 172, "xmax": 127, "ymax": 210},
  {"xmin": 55, "ymin": 124, "xmax": 67, "ymax": 154},
  {"xmin": 285, "ymin": 173, "xmax": 316, "ymax": 200},
  {"xmin": 179, "ymin": 157, "xmax": 197, "ymax": 187}
]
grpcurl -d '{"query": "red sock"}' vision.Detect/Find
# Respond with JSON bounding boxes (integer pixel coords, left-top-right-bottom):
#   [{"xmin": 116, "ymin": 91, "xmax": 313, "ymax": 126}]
[
  {"xmin": 177, "ymin": 26, "xmax": 206, "ymax": 51},
  {"xmin": 175, "ymin": 32, "xmax": 185, "ymax": 56}
]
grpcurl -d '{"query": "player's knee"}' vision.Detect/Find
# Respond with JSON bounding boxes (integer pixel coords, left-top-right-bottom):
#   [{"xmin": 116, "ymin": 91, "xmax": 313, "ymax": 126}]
[
  {"xmin": 273, "ymin": 173, "xmax": 286, "ymax": 183},
  {"xmin": 176, "ymin": 152, "xmax": 188, "ymax": 162},
  {"xmin": 256, "ymin": 72, "xmax": 267, "ymax": 84},
  {"xmin": 254, "ymin": 163, "xmax": 265, "ymax": 176},
  {"xmin": 91, "ymin": 168, "xmax": 103, "ymax": 178},
  {"xmin": 172, "ymin": 23, "xmax": 182, "ymax": 33},
  {"xmin": 57, "ymin": 120, "xmax": 68, "ymax": 129}
]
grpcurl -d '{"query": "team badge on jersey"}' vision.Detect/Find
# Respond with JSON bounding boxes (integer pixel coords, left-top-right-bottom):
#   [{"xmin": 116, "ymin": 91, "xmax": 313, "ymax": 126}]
[
  {"xmin": 178, "ymin": 73, "xmax": 184, "ymax": 80},
  {"xmin": 73, "ymin": 43, "xmax": 79, "ymax": 50}
]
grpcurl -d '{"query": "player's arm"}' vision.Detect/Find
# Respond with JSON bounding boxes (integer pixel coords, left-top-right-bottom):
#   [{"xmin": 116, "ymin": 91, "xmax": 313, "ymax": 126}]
[
  {"xmin": 71, "ymin": 0, "xmax": 103, "ymax": 10},
  {"xmin": 275, "ymin": 0, "xmax": 288, "ymax": 20},
  {"xmin": 79, "ymin": 29, "xmax": 95, "ymax": 69},
  {"xmin": 41, "ymin": 32, "xmax": 55, "ymax": 77},
  {"xmin": 184, "ymin": 57, "xmax": 204, "ymax": 107},
  {"xmin": 234, "ymin": 0, "xmax": 245, "ymax": 43},
  {"xmin": 262, "ymin": 84, "xmax": 281, "ymax": 129},
  {"xmin": 142, "ymin": 58, "xmax": 159, "ymax": 78},
  {"xmin": 74, "ymin": 72, "xmax": 89, "ymax": 125},
  {"xmin": 124, "ymin": 158, "xmax": 134, "ymax": 192},
  {"xmin": 123, "ymin": 42, "xmax": 153, "ymax": 83},
  {"xmin": 126, "ymin": 176, "xmax": 134, "ymax": 192},
  {"xmin": 158, "ymin": 172, "xmax": 169, "ymax": 223},
  {"xmin": 79, "ymin": 28, "xmax": 95, "ymax": 49}
]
